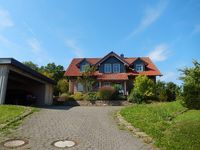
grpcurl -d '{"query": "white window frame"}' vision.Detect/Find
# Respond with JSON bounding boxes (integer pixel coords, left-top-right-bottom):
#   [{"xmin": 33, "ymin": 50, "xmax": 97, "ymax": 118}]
[
  {"xmin": 104, "ymin": 64, "xmax": 112, "ymax": 73},
  {"xmin": 135, "ymin": 64, "xmax": 143, "ymax": 72},
  {"xmin": 80, "ymin": 64, "xmax": 89, "ymax": 72},
  {"xmin": 103, "ymin": 82, "xmax": 111, "ymax": 86},
  {"xmin": 113, "ymin": 63, "xmax": 120, "ymax": 73},
  {"xmin": 77, "ymin": 83, "xmax": 84, "ymax": 92}
]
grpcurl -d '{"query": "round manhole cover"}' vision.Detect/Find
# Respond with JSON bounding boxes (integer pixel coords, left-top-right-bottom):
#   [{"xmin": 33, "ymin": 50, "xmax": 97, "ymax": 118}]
[
  {"xmin": 2, "ymin": 139, "xmax": 28, "ymax": 148},
  {"xmin": 52, "ymin": 140, "xmax": 76, "ymax": 148}
]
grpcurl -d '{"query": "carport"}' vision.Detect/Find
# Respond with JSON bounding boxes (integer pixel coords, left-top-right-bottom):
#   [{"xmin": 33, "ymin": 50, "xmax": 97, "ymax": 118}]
[{"xmin": 0, "ymin": 58, "xmax": 55, "ymax": 105}]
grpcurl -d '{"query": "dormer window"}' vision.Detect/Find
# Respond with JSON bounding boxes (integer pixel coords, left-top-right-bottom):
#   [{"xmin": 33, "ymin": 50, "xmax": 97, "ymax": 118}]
[
  {"xmin": 80, "ymin": 64, "xmax": 89, "ymax": 72},
  {"xmin": 136, "ymin": 64, "xmax": 144, "ymax": 72},
  {"xmin": 104, "ymin": 64, "xmax": 111, "ymax": 73},
  {"xmin": 113, "ymin": 63, "xmax": 120, "ymax": 73}
]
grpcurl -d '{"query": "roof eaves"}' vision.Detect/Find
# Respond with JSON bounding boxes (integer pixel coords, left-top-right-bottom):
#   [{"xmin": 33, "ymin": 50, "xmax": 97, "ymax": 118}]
[{"xmin": 0, "ymin": 58, "xmax": 55, "ymax": 84}]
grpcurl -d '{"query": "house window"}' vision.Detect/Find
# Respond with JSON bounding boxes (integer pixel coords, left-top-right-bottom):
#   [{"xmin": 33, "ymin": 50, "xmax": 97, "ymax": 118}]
[
  {"xmin": 113, "ymin": 63, "xmax": 120, "ymax": 73},
  {"xmin": 104, "ymin": 64, "xmax": 112, "ymax": 73},
  {"xmin": 103, "ymin": 82, "xmax": 111, "ymax": 86},
  {"xmin": 135, "ymin": 64, "xmax": 143, "ymax": 72},
  {"xmin": 77, "ymin": 83, "xmax": 83, "ymax": 92},
  {"xmin": 80, "ymin": 64, "xmax": 89, "ymax": 72}
]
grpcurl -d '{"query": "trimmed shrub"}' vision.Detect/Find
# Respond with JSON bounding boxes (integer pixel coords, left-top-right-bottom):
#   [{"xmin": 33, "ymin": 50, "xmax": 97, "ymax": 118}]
[
  {"xmin": 128, "ymin": 75, "xmax": 155, "ymax": 103},
  {"xmin": 58, "ymin": 93, "xmax": 70, "ymax": 101},
  {"xmin": 128, "ymin": 91, "xmax": 144, "ymax": 103},
  {"xmin": 72, "ymin": 92, "xmax": 85, "ymax": 100},
  {"xmin": 98, "ymin": 86, "xmax": 116, "ymax": 100},
  {"xmin": 84, "ymin": 92, "xmax": 99, "ymax": 101}
]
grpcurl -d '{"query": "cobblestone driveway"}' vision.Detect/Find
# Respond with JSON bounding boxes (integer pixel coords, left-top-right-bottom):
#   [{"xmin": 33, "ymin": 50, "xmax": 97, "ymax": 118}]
[{"xmin": 1, "ymin": 106, "xmax": 153, "ymax": 150}]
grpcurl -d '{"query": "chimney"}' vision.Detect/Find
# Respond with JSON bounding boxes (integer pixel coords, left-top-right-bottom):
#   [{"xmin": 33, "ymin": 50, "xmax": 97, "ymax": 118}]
[{"xmin": 120, "ymin": 54, "xmax": 124, "ymax": 58}]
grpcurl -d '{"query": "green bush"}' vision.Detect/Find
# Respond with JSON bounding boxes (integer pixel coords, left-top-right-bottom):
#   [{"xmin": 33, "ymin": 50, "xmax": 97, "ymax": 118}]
[
  {"xmin": 116, "ymin": 95, "xmax": 127, "ymax": 100},
  {"xmin": 166, "ymin": 82, "xmax": 177, "ymax": 101},
  {"xmin": 156, "ymin": 81, "xmax": 180, "ymax": 102},
  {"xmin": 128, "ymin": 75, "xmax": 155, "ymax": 103},
  {"xmin": 72, "ymin": 92, "xmax": 85, "ymax": 100},
  {"xmin": 128, "ymin": 92, "xmax": 144, "ymax": 103},
  {"xmin": 98, "ymin": 86, "xmax": 116, "ymax": 100},
  {"xmin": 84, "ymin": 92, "xmax": 99, "ymax": 101},
  {"xmin": 156, "ymin": 81, "xmax": 167, "ymax": 101},
  {"xmin": 180, "ymin": 60, "xmax": 200, "ymax": 109},
  {"xmin": 57, "ymin": 78, "xmax": 69, "ymax": 94},
  {"xmin": 58, "ymin": 93, "xmax": 72, "ymax": 101},
  {"xmin": 183, "ymin": 84, "xmax": 200, "ymax": 109}
]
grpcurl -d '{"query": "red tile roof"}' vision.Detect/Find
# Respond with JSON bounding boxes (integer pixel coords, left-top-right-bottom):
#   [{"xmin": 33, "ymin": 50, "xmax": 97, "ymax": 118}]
[
  {"xmin": 64, "ymin": 58, "xmax": 100, "ymax": 76},
  {"xmin": 97, "ymin": 73, "xmax": 129, "ymax": 81},
  {"xmin": 64, "ymin": 56, "xmax": 162, "ymax": 78}
]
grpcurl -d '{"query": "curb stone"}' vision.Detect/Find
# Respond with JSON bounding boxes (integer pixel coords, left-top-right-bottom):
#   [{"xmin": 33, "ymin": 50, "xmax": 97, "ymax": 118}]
[
  {"xmin": 116, "ymin": 111, "xmax": 159, "ymax": 149},
  {"xmin": 0, "ymin": 108, "xmax": 34, "ymax": 130}
]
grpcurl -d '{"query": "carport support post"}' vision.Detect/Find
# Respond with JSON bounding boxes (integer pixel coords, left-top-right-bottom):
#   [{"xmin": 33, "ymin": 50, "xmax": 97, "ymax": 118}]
[
  {"xmin": 0, "ymin": 66, "xmax": 9, "ymax": 104},
  {"xmin": 44, "ymin": 83, "xmax": 53, "ymax": 105}
]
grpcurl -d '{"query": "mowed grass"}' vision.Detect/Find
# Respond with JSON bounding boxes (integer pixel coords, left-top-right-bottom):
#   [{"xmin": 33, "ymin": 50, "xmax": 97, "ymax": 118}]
[
  {"xmin": 120, "ymin": 101, "xmax": 200, "ymax": 150},
  {"xmin": 0, "ymin": 105, "xmax": 26, "ymax": 125},
  {"xmin": 0, "ymin": 105, "xmax": 39, "ymax": 136}
]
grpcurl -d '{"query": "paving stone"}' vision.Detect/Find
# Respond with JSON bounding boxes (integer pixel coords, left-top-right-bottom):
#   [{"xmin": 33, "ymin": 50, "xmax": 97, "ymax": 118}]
[{"xmin": 0, "ymin": 106, "xmax": 153, "ymax": 150}]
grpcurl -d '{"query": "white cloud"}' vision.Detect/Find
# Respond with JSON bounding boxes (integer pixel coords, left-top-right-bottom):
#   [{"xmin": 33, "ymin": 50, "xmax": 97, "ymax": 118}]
[
  {"xmin": 0, "ymin": 9, "xmax": 14, "ymax": 29},
  {"xmin": 0, "ymin": 9, "xmax": 17, "ymax": 56},
  {"xmin": 23, "ymin": 21, "xmax": 36, "ymax": 36},
  {"xmin": 0, "ymin": 34, "xmax": 14, "ymax": 46},
  {"xmin": 129, "ymin": 0, "xmax": 168, "ymax": 37},
  {"xmin": 159, "ymin": 72, "xmax": 176, "ymax": 81},
  {"xmin": 158, "ymin": 71, "xmax": 182, "ymax": 85},
  {"xmin": 27, "ymin": 37, "xmax": 53, "ymax": 64},
  {"xmin": 65, "ymin": 38, "xmax": 84, "ymax": 57},
  {"xmin": 148, "ymin": 44, "xmax": 170, "ymax": 62},
  {"xmin": 27, "ymin": 38, "xmax": 43, "ymax": 54},
  {"xmin": 0, "ymin": 34, "xmax": 19, "ymax": 50}
]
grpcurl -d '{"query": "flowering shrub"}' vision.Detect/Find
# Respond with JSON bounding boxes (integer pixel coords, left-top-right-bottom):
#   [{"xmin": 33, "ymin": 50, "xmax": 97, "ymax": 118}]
[{"xmin": 98, "ymin": 86, "xmax": 116, "ymax": 100}]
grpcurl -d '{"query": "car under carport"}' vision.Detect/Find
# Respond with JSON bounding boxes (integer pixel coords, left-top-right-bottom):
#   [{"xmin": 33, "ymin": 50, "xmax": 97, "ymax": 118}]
[{"xmin": 0, "ymin": 58, "xmax": 55, "ymax": 105}]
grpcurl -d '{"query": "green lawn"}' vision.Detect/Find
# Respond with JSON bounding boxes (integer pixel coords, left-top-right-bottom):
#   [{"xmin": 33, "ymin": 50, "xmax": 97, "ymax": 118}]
[
  {"xmin": 120, "ymin": 101, "xmax": 200, "ymax": 150},
  {"xmin": 0, "ymin": 105, "xmax": 38, "ymax": 135},
  {"xmin": 0, "ymin": 105, "xmax": 27, "ymax": 125}
]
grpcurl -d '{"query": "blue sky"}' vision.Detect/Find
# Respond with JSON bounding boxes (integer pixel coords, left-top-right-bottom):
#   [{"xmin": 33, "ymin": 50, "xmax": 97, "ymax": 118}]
[{"xmin": 0, "ymin": 0, "xmax": 199, "ymax": 84}]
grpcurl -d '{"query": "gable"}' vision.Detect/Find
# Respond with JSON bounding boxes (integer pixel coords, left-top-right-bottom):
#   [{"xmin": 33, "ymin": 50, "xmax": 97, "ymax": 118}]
[
  {"xmin": 98, "ymin": 56, "xmax": 125, "ymax": 73},
  {"xmin": 95, "ymin": 51, "xmax": 129, "ymax": 66},
  {"xmin": 64, "ymin": 58, "xmax": 100, "ymax": 76},
  {"xmin": 79, "ymin": 59, "xmax": 90, "ymax": 67}
]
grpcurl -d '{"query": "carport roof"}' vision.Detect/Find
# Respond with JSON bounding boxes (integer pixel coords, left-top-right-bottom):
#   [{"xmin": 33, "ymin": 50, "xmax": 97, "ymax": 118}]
[{"xmin": 0, "ymin": 58, "xmax": 55, "ymax": 84}]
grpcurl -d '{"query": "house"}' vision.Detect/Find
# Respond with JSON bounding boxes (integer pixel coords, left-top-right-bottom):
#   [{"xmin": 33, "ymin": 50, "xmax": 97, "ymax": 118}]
[{"xmin": 64, "ymin": 51, "xmax": 162, "ymax": 95}]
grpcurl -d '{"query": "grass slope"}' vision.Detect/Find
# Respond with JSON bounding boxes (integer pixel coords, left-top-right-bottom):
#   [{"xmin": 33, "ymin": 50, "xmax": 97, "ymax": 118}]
[
  {"xmin": 0, "ymin": 105, "xmax": 26, "ymax": 124},
  {"xmin": 0, "ymin": 105, "xmax": 38, "ymax": 136},
  {"xmin": 120, "ymin": 101, "xmax": 200, "ymax": 150}
]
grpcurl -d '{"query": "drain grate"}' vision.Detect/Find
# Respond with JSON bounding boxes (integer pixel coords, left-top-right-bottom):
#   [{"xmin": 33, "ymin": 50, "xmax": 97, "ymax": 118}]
[
  {"xmin": 52, "ymin": 140, "xmax": 76, "ymax": 148},
  {"xmin": 2, "ymin": 139, "xmax": 28, "ymax": 148}
]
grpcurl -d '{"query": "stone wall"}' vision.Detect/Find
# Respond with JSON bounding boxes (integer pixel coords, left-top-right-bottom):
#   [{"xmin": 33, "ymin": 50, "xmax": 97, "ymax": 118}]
[{"xmin": 63, "ymin": 100, "xmax": 132, "ymax": 106}]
